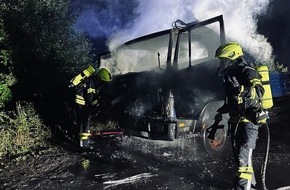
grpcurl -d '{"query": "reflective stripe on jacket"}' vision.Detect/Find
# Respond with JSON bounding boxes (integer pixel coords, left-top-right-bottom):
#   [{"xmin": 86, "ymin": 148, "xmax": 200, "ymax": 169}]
[
  {"xmin": 75, "ymin": 77, "xmax": 100, "ymax": 106},
  {"xmin": 223, "ymin": 59, "xmax": 264, "ymax": 115}
]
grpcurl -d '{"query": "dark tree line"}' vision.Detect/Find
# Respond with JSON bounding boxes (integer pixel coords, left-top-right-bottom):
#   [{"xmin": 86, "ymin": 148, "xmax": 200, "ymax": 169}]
[{"xmin": 0, "ymin": 0, "xmax": 93, "ymax": 133}]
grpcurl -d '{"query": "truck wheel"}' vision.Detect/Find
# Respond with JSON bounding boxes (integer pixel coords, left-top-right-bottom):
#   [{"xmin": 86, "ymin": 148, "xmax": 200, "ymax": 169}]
[
  {"xmin": 166, "ymin": 123, "xmax": 176, "ymax": 141},
  {"xmin": 202, "ymin": 123, "xmax": 227, "ymax": 154},
  {"xmin": 198, "ymin": 101, "xmax": 230, "ymax": 154}
]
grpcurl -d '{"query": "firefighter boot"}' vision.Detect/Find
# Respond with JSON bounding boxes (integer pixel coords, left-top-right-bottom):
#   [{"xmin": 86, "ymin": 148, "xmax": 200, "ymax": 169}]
[{"xmin": 79, "ymin": 131, "xmax": 92, "ymax": 149}]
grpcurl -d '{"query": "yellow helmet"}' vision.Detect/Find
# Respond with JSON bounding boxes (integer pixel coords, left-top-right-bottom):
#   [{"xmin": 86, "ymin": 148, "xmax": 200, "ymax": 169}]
[
  {"xmin": 97, "ymin": 68, "xmax": 112, "ymax": 82},
  {"xmin": 215, "ymin": 42, "xmax": 243, "ymax": 60}
]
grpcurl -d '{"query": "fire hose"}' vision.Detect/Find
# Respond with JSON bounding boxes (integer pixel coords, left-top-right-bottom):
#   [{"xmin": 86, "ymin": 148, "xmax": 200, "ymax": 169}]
[
  {"xmin": 207, "ymin": 117, "xmax": 290, "ymax": 190},
  {"xmin": 261, "ymin": 122, "xmax": 270, "ymax": 190},
  {"xmin": 262, "ymin": 122, "xmax": 290, "ymax": 190}
]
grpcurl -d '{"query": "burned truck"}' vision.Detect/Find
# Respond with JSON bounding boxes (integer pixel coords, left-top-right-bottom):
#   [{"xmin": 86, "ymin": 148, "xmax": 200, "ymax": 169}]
[{"xmin": 99, "ymin": 15, "xmax": 230, "ymax": 153}]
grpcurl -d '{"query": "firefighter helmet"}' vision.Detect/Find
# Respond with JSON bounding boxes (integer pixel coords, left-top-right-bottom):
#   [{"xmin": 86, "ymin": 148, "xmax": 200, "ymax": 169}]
[
  {"xmin": 97, "ymin": 68, "xmax": 112, "ymax": 82},
  {"xmin": 215, "ymin": 42, "xmax": 243, "ymax": 60}
]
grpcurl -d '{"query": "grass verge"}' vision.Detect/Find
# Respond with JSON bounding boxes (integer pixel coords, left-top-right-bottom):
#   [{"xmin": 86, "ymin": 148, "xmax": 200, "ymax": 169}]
[{"xmin": 0, "ymin": 101, "xmax": 51, "ymax": 158}]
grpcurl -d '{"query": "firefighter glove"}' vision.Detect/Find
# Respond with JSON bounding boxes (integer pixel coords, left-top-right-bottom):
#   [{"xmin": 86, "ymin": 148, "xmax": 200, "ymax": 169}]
[
  {"xmin": 217, "ymin": 104, "xmax": 229, "ymax": 114},
  {"xmin": 207, "ymin": 123, "xmax": 225, "ymax": 140},
  {"xmin": 207, "ymin": 113, "xmax": 224, "ymax": 140},
  {"xmin": 214, "ymin": 112, "xmax": 223, "ymax": 123}
]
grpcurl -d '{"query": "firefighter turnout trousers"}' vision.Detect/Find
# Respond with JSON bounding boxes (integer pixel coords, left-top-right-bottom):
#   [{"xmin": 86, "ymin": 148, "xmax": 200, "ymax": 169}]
[{"xmin": 229, "ymin": 120, "xmax": 260, "ymax": 190}]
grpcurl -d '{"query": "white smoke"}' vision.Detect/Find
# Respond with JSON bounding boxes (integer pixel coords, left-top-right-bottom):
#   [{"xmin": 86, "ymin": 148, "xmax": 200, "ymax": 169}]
[{"xmin": 108, "ymin": 0, "xmax": 273, "ymax": 63}]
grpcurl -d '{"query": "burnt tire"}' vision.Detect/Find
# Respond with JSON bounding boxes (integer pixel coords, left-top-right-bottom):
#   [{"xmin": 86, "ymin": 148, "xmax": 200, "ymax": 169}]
[
  {"xmin": 166, "ymin": 123, "xmax": 176, "ymax": 141},
  {"xmin": 199, "ymin": 101, "xmax": 230, "ymax": 154},
  {"xmin": 202, "ymin": 122, "xmax": 228, "ymax": 154}
]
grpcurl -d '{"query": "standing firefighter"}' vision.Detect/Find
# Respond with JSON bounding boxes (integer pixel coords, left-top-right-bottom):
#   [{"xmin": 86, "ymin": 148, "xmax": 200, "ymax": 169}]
[
  {"xmin": 70, "ymin": 66, "xmax": 112, "ymax": 148},
  {"xmin": 213, "ymin": 42, "xmax": 267, "ymax": 190}
]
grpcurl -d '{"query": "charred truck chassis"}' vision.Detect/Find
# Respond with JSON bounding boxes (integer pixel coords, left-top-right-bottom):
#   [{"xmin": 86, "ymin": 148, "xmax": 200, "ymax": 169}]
[{"xmin": 100, "ymin": 15, "xmax": 229, "ymax": 153}]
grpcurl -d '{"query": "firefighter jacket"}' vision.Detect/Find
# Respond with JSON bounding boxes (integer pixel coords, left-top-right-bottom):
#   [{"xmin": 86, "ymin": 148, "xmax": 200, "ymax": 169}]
[
  {"xmin": 218, "ymin": 58, "xmax": 265, "ymax": 122},
  {"xmin": 75, "ymin": 77, "xmax": 100, "ymax": 107}
]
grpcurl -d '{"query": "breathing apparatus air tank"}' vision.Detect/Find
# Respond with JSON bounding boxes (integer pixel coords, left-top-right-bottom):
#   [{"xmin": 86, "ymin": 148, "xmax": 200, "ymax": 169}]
[
  {"xmin": 256, "ymin": 65, "xmax": 273, "ymax": 109},
  {"xmin": 69, "ymin": 65, "xmax": 95, "ymax": 88}
]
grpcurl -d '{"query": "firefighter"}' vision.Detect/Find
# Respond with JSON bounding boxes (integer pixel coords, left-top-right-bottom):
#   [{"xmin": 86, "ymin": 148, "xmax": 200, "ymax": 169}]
[
  {"xmin": 214, "ymin": 42, "xmax": 267, "ymax": 190},
  {"xmin": 73, "ymin": 67, "xmax": 112, "ymax": 148}
]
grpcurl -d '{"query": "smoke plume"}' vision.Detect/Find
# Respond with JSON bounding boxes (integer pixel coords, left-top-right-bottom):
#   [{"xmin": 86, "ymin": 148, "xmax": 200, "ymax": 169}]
[
  {"xmin": 72, "ymin": 0, "xmax": 287, "ymax": 65},
  {"xmin": 106, "ymin": 0, "xmax": 273, "ymax": 63}
]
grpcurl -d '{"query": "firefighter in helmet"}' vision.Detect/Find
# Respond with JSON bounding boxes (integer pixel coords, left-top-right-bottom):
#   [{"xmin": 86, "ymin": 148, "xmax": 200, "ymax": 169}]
[
  {"xmin": 214, "ymin": 42, "xmax": 266, "ymax": 189},
  {"xmin": 73, "ymin": 67, "xmax": 112, "ymax": 148}
]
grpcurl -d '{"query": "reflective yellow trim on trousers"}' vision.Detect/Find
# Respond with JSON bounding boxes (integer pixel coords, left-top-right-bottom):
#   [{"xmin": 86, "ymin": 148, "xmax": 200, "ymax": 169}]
[
  {"xmin": 237, "ymin": 172, "xmax": 252, "ymax": 180},
  {"xmin": 238, "ymin": 166, "xmax": 253, "ymax": 173},
  {"xmin": 237, "ymin": 166, "xmax": 253, "ymax": 180},
  {"xmin": 79, "ymin": 132, "xmax": 90, "ymax": 140}
]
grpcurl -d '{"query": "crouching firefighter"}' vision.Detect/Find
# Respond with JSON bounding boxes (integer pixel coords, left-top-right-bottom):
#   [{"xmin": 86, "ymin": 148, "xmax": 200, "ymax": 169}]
[
  {"xmin": 69, "ymin": 65, "xmax": 112, "ymax": 148},
  {"xmin": 211, "ymin": 42, "xmax": 270, "ymax": 190}
]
